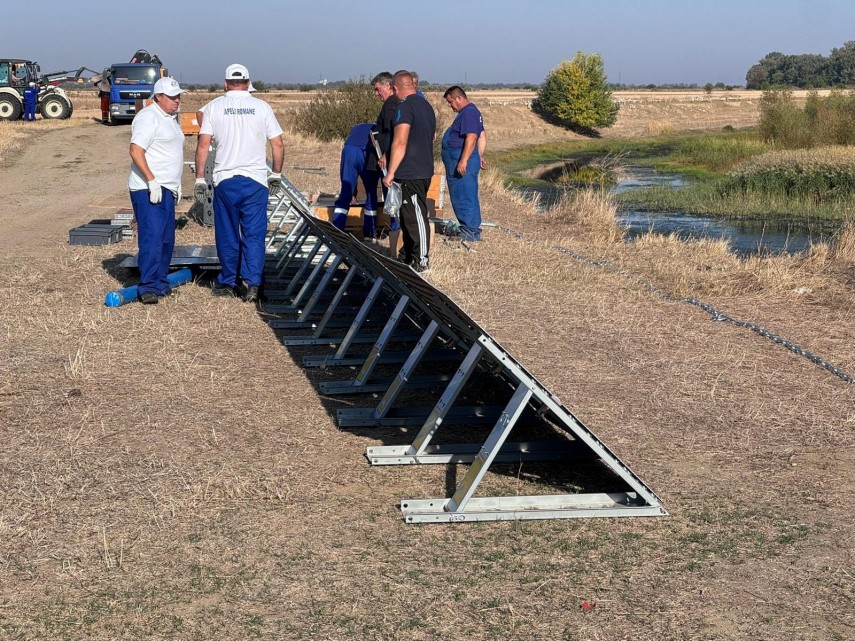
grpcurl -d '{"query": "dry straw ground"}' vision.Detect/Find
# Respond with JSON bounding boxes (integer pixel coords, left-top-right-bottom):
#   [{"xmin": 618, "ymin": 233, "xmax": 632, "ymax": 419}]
[{"xmin": 1, "ymin": 90, "xmax": 853, "ymax": 641}]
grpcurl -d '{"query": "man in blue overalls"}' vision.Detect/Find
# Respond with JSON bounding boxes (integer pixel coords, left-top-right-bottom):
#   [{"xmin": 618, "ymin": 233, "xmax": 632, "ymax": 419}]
[
  {"xmin": 23, "ymin": 83, "xmax": 39, "ymax": 121},
  {"xmin": 333, "ymin": 123, "xmax": 381, "ymax": 239},
  {"xmin": 441, "ymin": 86, "xmax": 485, "ymax": 242}
]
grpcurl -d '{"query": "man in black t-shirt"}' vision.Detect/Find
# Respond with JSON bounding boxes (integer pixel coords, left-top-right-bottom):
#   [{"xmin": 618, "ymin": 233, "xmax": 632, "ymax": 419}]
[
  {"xmin": 371, "ymin": 71, "xmax": 402, "ymax": 233},
  {"xmin": 383, "ymin": 70, "xmax": 436, "ymax": 273},
  {"xmin": 371, "ymin": 72, "xmax": 399, "ymax": 172}
]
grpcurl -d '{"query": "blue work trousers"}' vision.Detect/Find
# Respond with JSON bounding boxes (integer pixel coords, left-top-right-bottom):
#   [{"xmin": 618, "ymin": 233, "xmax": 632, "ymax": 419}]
[
  {"xmin": 213, "ymin": 176, "xmax": 268, "ymax": 288},
  {"xmin": 24, "ymin": 100, "xmax": 37, "ymax": 121},
  {"xmin": 441, "ymin": 146, "xmax": 482, "ymax": 241},
  {"xmin": 130, "ymin": 188, "xmax": 176, "ymax": 296},
  {"xmin": 334, "ymin": 146, "xmax": 380, "ymax": 235}
]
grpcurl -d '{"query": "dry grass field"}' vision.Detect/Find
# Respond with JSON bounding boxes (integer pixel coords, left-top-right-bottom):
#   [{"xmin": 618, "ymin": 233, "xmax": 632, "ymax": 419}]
[{"xmin": 1, "ymin": 89, "xmax": 853, "ymax": 641}]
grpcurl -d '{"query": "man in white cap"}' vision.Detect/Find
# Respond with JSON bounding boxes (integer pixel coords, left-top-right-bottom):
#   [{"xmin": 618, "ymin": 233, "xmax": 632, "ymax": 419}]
[
  {"xmin": 194, "ymin": 63, "xmax": 284, "ymax": 303},
  {"xmin": 128, "ymin": 76, "xmax": 186, "ymax": 304}
]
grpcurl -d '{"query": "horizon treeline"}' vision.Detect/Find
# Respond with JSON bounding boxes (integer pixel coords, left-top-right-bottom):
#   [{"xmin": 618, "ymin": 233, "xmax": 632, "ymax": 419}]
[{"xmin": 746, "ymin": 41, "xmax": 855, "ymax": 89}]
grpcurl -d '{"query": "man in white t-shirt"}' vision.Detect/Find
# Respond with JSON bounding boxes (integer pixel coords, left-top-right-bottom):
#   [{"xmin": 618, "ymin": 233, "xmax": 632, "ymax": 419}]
[
  {"xmin": 128, "ymin": 76, "xmax": 186, "ymax": 304},
  {"xmin": 194, "ymin": 64, "xmax": 284, "ymax": 303}
]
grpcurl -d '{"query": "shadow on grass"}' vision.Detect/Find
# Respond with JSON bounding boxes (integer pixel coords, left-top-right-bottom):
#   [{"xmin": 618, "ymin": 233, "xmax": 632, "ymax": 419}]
[
  {"xmin": 532, "ymin": 107, "xmax": 602, "ymax": 139},
  {"xmin": 251, "ymin": 238, "xmax": 639, "ymax": 509},
  {"xmin": 101, "ymin": 253, "xmax": 136, "ymax": 287}
]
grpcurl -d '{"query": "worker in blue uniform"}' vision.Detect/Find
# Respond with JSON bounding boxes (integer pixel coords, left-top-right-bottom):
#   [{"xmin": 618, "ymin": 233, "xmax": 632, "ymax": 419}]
[
  {"xmin": 23, "ymin": 83, "xmax": 39, "ymax": 121},
  {"xmin": 441, "ymin": 86, "xmax": 485, "ymax": 242},
  {"xmin": 194, "ymin": 64, "xmax": 284, "ymax": 303},
  {"xmin": 333, "ymin": 123, "xmax": 381, "ymax": 239}
]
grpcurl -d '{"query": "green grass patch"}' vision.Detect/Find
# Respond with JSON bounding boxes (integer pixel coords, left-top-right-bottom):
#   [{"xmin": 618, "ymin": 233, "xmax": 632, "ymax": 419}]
[
  {"xmin": 621, "ymin": 145, "xmax": 855, "ymax": 221},
  {"xmin": 654, "ymin": 131, "xmax": 771, "ymax": 177},
  {"xmin": 491, "ymin": 138, "xmax": 667, "ymax": 188},
  {"xmin": 617, "ymin": 181, "xmax": 855, "ymax": 220},
  {"xmin": 492, "ymin": 131, "xmax": 770, "ymax": 190}
]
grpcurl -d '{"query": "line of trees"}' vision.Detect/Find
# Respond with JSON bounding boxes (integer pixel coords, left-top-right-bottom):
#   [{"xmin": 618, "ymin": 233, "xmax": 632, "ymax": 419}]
[{"xmin": 746, "ymin": 41, "xmax": 855, "ymax": 89}]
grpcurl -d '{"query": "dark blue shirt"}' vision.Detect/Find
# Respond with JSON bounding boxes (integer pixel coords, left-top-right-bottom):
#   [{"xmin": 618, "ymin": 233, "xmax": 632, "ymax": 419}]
[
  {"xmin": 444, "ymin": 103, "xmax": 483, "ymax": 149},
  {"xmin": 375, "ymin": 95, "xmax": 400, "ymax": 157},
  {"xmin": 393, "ymin": 94, "xmax": 436, "ymax": 180}
]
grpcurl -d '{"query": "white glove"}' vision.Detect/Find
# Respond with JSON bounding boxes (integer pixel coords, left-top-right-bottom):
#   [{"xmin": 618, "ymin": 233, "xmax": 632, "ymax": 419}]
[
  {"xmin": 267, "ymin": 170, "xmax": 282, "ymax": 190},
  {"xmin": 148, "ymin": 178, "xmax": 162, "ymax": 204},
  {"xmin": 193, "ymin": 178, "xmax": 207, "ymax": 204}
]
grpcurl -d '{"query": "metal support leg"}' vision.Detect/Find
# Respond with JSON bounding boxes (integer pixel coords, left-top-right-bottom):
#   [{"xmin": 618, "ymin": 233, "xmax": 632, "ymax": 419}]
[
  {"xmin": 365, "ymin": 343, "xmax": 482, "ymax": 463},
  {"xmin": 285, "ymin": 240, "xmax": 323, "ymax": 296},
  {"xmin": 289, "ymin": 247, "xmax": 333, "ymax": 310},
  {"xmin": 353, "ymin": 295, "xmax": 409, "ymax": 385},
  {"xmin": 270, "ymin": 215, "xmax": 305, "ymax": 258},
  {"xmin": 275, "ymin": 225, "xmax": 311, "ymax": 276},
  {"xmin": 313, "ymin": 268, "xmax": 357, "ymax": 338},
  {"xmin": 372, "ymin": 320, "xmax": 440, "ymax": 419},
  {"xmin": 410, "ymin": 343, "xmax": 482, "ymax": 454},
  {"xmin": 333, "ymin": 277, "xmax": 384, "ymax": 360},
  {"xmin": 446, "ymin": 383, "xmax": 533, "ymax": 513},
  {"xmin": 298, "ymin": 255, "xmax": 344, "ymax": 321}
]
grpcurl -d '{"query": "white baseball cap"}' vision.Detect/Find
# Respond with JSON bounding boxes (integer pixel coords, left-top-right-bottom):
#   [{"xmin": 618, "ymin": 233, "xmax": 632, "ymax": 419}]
[
  {"xmin": 153, "ymin": 77, "xmax": 185, "ymax": 96},
  {"xmin": 225, "ymin": 63, "xmax": 250, "ymax": 80}
]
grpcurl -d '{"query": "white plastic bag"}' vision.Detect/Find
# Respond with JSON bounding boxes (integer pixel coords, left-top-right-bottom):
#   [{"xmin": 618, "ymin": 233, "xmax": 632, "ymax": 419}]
[{"xmin": 385, "ymin": 181, "xmax": 403, "ymax": 218}]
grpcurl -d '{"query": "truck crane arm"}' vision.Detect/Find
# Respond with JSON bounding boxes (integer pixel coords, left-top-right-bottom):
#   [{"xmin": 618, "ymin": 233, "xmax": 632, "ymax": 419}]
[{"xmin": 41, "ymin": 67, "xmax": 101, "ymax": 85}]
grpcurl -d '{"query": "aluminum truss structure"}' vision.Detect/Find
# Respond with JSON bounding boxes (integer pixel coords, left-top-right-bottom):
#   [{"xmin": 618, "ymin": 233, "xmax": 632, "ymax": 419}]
[{"xmin": 263, "ymin": 181, "xmax": 667, "ymax": 524}]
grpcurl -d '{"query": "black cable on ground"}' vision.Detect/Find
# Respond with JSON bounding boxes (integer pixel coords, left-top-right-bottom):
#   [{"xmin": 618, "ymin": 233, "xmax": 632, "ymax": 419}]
[{"xmin": 495, "ymin": 225, "xmax": 855, "ymax": 385}]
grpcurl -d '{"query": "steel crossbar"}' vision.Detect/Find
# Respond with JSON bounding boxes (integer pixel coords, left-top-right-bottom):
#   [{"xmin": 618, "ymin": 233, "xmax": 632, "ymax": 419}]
[{"xmin": 264, "ymin": 178, "xmax": 667, "ymax": 524}]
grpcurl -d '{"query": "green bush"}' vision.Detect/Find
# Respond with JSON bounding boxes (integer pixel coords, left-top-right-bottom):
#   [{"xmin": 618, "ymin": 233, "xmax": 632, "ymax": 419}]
[
  {"xmin": 758, "ymin": 89, "xmax": 813, "ymax": 148},
  {"xmin": 294, "ymin": 78, "xmax": 378, "ymax": 142},
  {"xmin": 759, "ymin": 88, "xmax": 855, "ymax": 148},
  {"xmin": 532, "ymin": 52, "xmax": 619, "ymax": 131}
]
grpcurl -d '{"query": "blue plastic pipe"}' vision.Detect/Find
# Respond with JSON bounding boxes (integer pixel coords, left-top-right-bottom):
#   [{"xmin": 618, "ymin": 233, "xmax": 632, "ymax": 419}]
[{"xmin": 104, "ymin": 268, "xmax": 193, "ymax": 307}]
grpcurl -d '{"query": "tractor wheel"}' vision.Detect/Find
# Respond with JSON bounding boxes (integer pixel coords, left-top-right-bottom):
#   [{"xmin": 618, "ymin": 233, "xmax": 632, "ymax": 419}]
[
  {"xmin": 0, "ymin": 96, "xmax": 23, "ymax": 121},
  {"xmin": 40, "ymin": 95, "xmax": 72, "ymax": 120}
]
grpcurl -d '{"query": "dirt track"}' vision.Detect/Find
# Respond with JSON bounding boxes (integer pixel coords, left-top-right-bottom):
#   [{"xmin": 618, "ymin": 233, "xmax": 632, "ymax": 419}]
[{"xmin": 0, "ymin": 124, "xmax": 131, "ymax": 258}]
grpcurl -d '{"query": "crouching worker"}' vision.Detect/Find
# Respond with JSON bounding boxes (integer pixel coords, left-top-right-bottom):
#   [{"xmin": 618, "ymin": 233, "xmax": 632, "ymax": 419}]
[
  {"xmin": 128, "ymin": 77, "xmax": 185, "ymax": 304},
  {"xmin": 333, "ymin": 122, "xmax": 381, "ymax": 240}
]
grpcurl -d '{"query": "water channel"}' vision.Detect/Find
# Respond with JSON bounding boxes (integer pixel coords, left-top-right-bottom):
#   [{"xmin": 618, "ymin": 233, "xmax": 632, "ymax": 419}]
[{"xmin": 519, "ymin": 165, "xmax": 836, "ymax": 256}]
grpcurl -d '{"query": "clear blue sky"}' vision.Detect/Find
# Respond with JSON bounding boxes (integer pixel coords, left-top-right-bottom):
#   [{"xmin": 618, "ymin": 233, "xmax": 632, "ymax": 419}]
[{"xmin": 5, "ymin": 0, "xmax": 852, "ymax": 86}]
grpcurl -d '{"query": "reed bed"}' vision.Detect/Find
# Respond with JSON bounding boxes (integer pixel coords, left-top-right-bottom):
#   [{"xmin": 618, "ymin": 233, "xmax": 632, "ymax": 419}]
[{"xmin": 727, "ymin": 145, "xmax": 855, "ymax": 203}]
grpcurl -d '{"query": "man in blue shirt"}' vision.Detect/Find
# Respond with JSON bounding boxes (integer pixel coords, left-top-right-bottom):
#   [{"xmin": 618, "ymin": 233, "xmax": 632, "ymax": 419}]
[
  {"xmin": 441, "ymin": 86, "xmax": 485, "ymax": 242},
  {"xmin": 383, "ymin": 71, "xmax": 436, "ymax": 273},
  {"xmin": 333, "ymin": 122, "xmax": 381, "ymax": 239}
]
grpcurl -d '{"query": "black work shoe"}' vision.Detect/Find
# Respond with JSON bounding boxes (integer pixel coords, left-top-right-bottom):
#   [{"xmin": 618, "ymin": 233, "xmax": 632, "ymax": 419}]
[
  {"xmin": 139, "ymin": 291, "xmax": 159, "ymax": 305},
  {"xmin": 212, "ymin": 283, "xmax": 236, "ymax": 297},
  {"xmin": 243, "ymin": 286, "xmax": 260, "ymax": 303}
]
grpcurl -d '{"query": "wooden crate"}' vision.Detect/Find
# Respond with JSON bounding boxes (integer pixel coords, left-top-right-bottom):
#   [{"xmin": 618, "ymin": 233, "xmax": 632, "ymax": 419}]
[
  {"xmin": 311, "ymin": 173, "xmax": 447, "ymax": 233},
  {"xmin": 180, "ymin": 112, "xmax": 200, "ymax": 135}
]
